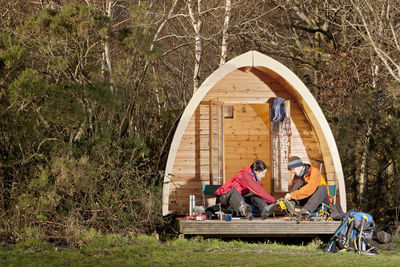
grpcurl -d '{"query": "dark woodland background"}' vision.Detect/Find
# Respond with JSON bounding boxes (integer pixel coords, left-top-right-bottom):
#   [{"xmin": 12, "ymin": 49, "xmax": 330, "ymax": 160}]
[{"xmin": 1, "ymin": 0, "xmax": 400, "ymax": 245}]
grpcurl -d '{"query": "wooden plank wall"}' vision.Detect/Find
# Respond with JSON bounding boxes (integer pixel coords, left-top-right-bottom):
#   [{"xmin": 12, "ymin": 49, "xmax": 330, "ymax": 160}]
[
  {"xmin": 168, "ymin": 69, "xmax": 334, "ymax": 215},
  {"xmin": 290, "ymin": 104, "xmax": 328, "ymax": 180},
  {"xmin": 169, "ymin": 104, "xmax": 210, "ymax": 214}
]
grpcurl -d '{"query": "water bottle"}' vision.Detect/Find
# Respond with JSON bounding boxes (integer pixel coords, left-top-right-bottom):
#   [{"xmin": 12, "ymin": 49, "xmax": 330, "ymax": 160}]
[{"xmin": 189, "ymin": 195, "xmax": 195, "ymax": 216}]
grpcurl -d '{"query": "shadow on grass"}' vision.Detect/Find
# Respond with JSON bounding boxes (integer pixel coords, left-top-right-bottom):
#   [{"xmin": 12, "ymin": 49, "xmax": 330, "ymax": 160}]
[{"xmin": 185, "ymin": 235, "xmax": 332, "ymax": 246}]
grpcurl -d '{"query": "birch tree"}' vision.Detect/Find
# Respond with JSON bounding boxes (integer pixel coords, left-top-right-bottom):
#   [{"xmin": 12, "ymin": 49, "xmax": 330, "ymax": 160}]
[
  {"xmin": 118, "ymin": 0, "xmax": 179, "ymax": 137},
  {"xmin": 103, "ymin": 0, "xmax": 116, "ymax": 93},
  {"xmin": 349, "ymin": 0, "xmax": 400, "ymax": 82},
  {"xmin": 343, "ymin": 0, "xmax": 400, "ymax": 205},
  {"xmin": 187, "ymin": 0, "xmax": 203, "ymax": 92},
  {"xmin": 220, "ymin": 0, "xmax": 232, "ymax": 66}
]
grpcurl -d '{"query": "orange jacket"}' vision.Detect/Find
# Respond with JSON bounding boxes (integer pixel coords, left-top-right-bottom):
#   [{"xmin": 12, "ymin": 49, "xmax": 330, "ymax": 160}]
[{"xmin": 291, "ymin": 166, "xmax": 333, "ymax": 205}]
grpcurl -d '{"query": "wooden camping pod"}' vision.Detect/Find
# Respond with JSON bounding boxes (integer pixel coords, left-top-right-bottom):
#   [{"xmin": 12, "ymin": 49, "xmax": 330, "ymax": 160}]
[{"xmin": 162, "ymin": 51, "xmax": 346, "ymax": 216}]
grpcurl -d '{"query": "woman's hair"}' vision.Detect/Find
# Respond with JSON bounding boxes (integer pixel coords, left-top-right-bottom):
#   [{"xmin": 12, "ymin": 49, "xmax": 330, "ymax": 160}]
[{"xmin": 251, "ymin": 160, "xmax": 267, "ymax": 172}]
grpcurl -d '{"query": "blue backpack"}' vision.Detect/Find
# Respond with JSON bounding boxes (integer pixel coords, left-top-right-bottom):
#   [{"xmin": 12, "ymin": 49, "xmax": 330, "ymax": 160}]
[{"xmin": 326, "ymin": 211, "xmax": 378, "ymax": 255}]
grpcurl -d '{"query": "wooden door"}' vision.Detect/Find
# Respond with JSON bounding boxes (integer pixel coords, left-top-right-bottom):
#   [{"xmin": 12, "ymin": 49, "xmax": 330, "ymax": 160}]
[
  {"xmin": 223, "ymin": 103, "xmax": 271, "ymax": 193},
  {"xmin": 209, "ymin": 101, "xmax": 224, "ymax": 185}
]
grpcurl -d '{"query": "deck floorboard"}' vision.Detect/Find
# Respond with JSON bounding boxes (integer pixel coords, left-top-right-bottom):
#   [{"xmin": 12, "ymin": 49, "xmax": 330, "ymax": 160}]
[{"xmin": 179, "ymin": 217, "xmax": 341, "ymax": 237}]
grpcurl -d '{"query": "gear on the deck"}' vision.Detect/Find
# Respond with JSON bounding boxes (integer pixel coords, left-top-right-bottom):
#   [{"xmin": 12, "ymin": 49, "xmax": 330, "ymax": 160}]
[
  {"xmin": 277, "ymin": 198, "xmax": 295, "ymax": 216},
  {"xmin": 289, "ymin": 208, "xmax": 311, "ymax": 221}
]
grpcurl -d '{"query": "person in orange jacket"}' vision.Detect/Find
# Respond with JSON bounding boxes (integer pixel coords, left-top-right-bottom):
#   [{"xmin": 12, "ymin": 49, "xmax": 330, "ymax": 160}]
[
  {"xmin": 215, "ymin": 160, "xmax": 276, "ymax": 220},
  {"xmin": 284, "ymin": 156, "xmax": 332, "ymax": 218}
]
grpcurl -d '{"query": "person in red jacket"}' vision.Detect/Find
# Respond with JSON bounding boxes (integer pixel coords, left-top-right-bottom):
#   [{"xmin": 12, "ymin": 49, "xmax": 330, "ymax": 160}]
[
  {"xmin": 215, "ymin": 160, "xmax": 276, "ymax": 220},
  {"xmin": 284, "ymin": 156, "xmax": 332, "ymax": 219}
]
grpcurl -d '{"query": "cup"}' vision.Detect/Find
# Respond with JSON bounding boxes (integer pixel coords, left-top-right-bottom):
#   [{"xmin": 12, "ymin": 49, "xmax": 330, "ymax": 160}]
[{"xmin": 225, "ymin": 214, "xmax": 232, "ymax": 221}]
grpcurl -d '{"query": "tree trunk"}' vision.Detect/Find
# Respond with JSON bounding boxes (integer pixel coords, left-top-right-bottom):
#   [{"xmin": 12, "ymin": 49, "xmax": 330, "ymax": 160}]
[
  {"xmin": 358, "ymin": 125, "xmax": 371, "ymax": 206},
  {"xmin": 103, "ymin": 0, "xmax": 115, "ymax": 93},
  {"xmin": 359, "ymin": 51, "xmax": 380, "ymax": 206},
  {"xmin": 188, "ymin": 0, "xmax": 203, "ymax": 92},
  {"xmin": 219, "ymin": 0, "xmax": 231, "ymax": 66}
]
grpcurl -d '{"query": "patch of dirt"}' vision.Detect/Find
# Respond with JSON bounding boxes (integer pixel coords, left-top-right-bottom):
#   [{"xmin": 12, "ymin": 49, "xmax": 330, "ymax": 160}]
[{"xmin": 374, "ymin": 241, "xmax": 396, "ymax": 251}]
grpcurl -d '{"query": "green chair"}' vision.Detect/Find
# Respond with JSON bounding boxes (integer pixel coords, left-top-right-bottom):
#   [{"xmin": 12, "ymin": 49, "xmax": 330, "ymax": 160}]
[
  {"xmin": 202, "ymin": 184, "xmax": 234, "ymax": 218},
  {"xmin": 202, "ymin": 184, "xmax": 221, "ymax": 203},
  {"xmin": 329, "ymin": 184, "xmax": 338, "ymax": 205}
]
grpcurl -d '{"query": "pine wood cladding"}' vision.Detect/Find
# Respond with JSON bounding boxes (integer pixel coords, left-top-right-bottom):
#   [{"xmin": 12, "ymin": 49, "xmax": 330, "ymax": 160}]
[{"xmin": 169, "ymin": 85, "xmax": 327, "ymax": 214}]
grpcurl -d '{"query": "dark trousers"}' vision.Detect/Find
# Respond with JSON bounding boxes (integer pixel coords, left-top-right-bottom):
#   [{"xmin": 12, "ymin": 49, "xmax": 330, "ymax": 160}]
[
  {"xmin": 217, "ymin": 189, "xmax": 268, "ymax": 214},
  {"xmin": 289, "ymin": 180, "xmax": 330, "ymax": 213}
]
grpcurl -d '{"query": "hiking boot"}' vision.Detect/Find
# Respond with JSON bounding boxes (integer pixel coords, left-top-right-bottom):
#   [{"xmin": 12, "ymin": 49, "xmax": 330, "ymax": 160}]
[
  {"xmin": 297, "ymin": 208, "xmax": 311, "ymax": 221},
  {"xmin": 239, "ymin": 204, "xmax": 253, "ymax": 220},
  {"xmin": 260, "ymin": 203, "xmax": 277, "ymax": 220},
  {"xmin": 280, "ymin": 199, "xmax": 295, "ymax": 216}
]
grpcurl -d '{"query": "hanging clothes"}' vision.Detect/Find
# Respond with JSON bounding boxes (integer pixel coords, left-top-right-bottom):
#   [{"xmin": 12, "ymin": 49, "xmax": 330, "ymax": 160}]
[{"xmin": 270, "ymin": 97, "xmax": 286, "ymax": 121}]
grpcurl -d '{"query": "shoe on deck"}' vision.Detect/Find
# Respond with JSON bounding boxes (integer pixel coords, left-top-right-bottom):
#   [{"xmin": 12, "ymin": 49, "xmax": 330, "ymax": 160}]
[
  {"xmin": 279, "ymin": 199, "xmax": 295, "ymax": 216},
  {"xmin": 239, "ymin": 204, "xmax": 253, "ymax": 221},
  {"xmin": 296, "ymin": 208, "xmax": 311, "ymax": 221},
  {"xmin": 260, "ymin": 203, "xmax": 277, "ymax": 220}
]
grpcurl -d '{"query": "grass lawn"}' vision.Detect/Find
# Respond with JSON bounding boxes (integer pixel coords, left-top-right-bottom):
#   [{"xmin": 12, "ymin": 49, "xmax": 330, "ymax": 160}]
[{"xmin": 0, "ymin": 234, "xmax": 399, "ymax": 266}]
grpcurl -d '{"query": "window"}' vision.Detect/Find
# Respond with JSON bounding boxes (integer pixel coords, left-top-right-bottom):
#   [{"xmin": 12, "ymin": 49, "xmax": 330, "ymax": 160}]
[{"xmin": 224, "ymin": 105, "xmax": 234, "ymax": 118}]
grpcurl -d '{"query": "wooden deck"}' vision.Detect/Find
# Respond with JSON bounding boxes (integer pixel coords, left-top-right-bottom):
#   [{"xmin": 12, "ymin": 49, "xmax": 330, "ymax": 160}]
[{"xmin": 179, "ymin": 217, "xmax": 341, "ymax": 237}]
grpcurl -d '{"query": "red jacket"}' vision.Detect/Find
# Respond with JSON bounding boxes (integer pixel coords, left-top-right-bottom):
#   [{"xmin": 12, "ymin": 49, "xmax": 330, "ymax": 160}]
[
  {"xmin": 215, "ymin": 166, "xmax": 276, "ymax": 204},
  {"xmin": 291, "ymin": 166, "xmax": 333, "ymax": 205}
]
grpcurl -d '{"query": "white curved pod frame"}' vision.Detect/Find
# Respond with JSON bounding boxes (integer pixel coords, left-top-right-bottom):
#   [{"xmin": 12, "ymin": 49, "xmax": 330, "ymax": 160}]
[{"xmin": 162, "ymin": 51, "xmax": 346, "ymax": 215}]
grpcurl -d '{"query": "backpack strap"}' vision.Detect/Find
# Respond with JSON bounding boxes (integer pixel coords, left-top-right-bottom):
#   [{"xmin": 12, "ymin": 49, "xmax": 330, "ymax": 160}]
[{"xmin": 344, "ymin": 218, "xmax": 355, "ymax": 249}]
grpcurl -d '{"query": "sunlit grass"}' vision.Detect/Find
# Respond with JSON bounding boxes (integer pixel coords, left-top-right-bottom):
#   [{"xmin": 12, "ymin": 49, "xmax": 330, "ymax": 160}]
[{"xmin": 0, "ymin": 234, "xmax": 399, "ymax": 266}]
